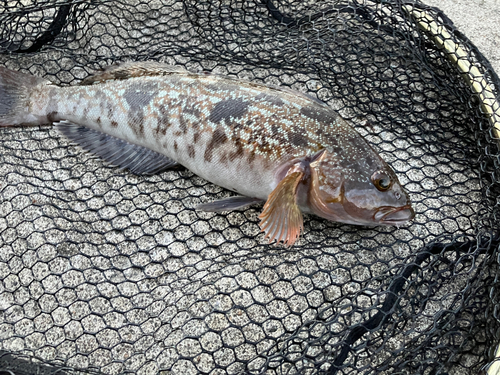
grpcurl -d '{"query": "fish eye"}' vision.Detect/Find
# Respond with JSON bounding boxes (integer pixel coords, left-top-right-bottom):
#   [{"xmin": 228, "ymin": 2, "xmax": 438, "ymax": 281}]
[{"xmin": 371, "ymin": 171, "xmax": 392, "ymax": 191}]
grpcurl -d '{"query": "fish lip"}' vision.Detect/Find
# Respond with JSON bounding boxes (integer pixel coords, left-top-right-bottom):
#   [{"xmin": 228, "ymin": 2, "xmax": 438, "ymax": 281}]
[{"xmin": 374, "ymin": 205, "xmax": 415, "ymax": 225}]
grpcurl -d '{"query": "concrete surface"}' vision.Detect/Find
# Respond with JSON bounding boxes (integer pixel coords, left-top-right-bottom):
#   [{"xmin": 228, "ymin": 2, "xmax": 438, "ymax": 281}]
[
  {"xmin": 423, "ymin": 0, "xmax": 500, "ymax": 74},
  {"xmin": 420, "ymin": 2, "xmax": 500, "ymax": 373},
  {"xmin": 0, "ymin": 1, "xmax": 499, "ymax": 374}
]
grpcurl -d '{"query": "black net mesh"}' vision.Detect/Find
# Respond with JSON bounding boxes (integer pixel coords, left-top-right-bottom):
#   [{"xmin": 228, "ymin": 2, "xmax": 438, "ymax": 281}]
[{"xmin": 1, "ymin": 0, "xmax": 500, "ymax": 374}]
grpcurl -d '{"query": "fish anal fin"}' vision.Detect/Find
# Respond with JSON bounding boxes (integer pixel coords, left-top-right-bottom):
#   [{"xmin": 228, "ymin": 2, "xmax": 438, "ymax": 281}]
[
  {"xmin": 80, "ymin": 62, "xmax": 188, "ymax": 85},
  {"xmin": 56, "ymin": 120, "xmax": 178, "ymax": 175},
  {"xmin": 196, "ymin": 196, "xmax": 263, "ymax": 212},
  {"xmin": 258, "ymin": 171, "xmax": 304, "ymax": 247}
]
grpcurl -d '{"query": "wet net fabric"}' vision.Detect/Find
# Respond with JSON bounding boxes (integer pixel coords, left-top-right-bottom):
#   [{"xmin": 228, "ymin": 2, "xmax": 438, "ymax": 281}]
[{"xmin": 1, "ymin": 0, "xmax": 500, "ymax": 374}]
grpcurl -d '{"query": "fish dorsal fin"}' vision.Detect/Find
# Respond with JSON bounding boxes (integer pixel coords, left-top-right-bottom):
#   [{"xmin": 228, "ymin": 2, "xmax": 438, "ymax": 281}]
[
  {"xmin": 258, "ymin": 171, "xmax": 304, "ymax": 247},
  {"xmin": 56, "ymin": 120, "xmax": 179, "ymax": 175},
  {"xmin": 212, "ymin": 73, "xmax": 328, "ymax": 107},
  {"xmin": 275, "ymin": 86, "xmax": 328, "ymax": 107},
  {"xmin": 196, "ymin": 196, "xmax": 263, "ymax": 212},
  {"xmin": 80, "ymin": 61, "xmax": 188, "ymax": 85}
]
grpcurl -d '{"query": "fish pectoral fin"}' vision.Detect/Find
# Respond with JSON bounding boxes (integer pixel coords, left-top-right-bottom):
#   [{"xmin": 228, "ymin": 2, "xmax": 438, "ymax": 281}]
[
  {"xmin": 196, "ymin": 196, "xmax": 263, "ymax": 212},
  {"xmin": 258, "ymin": 171, "xmax": 304, "ymax": 247},
  {"xmin": 80, "ymin": 62, "xmax": 188, "ymax": 85},
  {"xmin": 56, "ymin": 121, "xmax": 179, "ymax": 175}
]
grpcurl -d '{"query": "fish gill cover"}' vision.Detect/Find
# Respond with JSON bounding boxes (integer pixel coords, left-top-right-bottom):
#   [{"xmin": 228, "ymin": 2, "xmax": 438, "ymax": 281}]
[{"xmin": 0, "ymin": 0, "xmax": 499, "ymax": 374}]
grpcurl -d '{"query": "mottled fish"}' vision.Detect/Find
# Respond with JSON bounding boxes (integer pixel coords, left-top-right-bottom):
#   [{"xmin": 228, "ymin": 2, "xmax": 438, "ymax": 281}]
[{"xmin": 0, "ymin": 61, "xmax": 414, "ymax": 246}]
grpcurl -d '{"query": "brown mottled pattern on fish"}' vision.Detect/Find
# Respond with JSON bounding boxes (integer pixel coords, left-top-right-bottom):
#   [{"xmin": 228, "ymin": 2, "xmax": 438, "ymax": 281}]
[
  {"xmin": 0, "ymin": 62, "xmax": 415, "ymax": 246},
  {"xmin": 30, "ymin": 73, "xmax": 358, "ymax": 193}
]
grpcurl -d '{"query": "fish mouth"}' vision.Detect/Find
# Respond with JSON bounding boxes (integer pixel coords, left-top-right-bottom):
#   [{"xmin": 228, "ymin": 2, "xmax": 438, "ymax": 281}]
[{"xmin": 374, "ymin": 205, "xmax": 415, "ymax": 225}]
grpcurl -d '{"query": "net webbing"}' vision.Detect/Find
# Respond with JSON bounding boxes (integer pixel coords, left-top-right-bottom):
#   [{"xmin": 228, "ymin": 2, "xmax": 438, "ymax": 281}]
[{"xmin": 0, "ymin": 1, "xmax": 500, "ymax": 374}]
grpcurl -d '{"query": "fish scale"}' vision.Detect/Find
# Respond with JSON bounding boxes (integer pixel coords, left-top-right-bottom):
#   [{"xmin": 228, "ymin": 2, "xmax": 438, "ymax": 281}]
[
  {"xmin": 39, "ymin": 73, "xmax": 349, "ymax": 195},
  {"xmin": 0, "ymin": 61, "xmax": 414, "ymax": 246}
]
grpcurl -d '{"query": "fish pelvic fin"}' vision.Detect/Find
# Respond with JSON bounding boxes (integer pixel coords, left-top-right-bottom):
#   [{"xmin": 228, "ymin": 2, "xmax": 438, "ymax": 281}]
[
  {"xmin": 80, "ymin": 61, "xmax": 188, "ymax": 85},
  {"xmin": 0, "ymin": 66, "xmax": 52, "ymax": 126},
  {"xmin": 259, "ymin": 171, "xmax": 304, "ymax": 247},
  {"xmin": 196, "ymin": 196, "xmax": 263, "ymax": 212}
]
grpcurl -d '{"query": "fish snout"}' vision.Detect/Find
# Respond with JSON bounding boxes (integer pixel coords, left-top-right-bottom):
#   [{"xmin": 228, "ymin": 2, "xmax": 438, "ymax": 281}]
[{"xmin": 374, "ymin": 205, "xmax": 415, "ymax": 225}]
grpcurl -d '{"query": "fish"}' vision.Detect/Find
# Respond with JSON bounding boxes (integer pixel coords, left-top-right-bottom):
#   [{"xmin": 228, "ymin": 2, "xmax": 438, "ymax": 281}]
[{"xmin": 0, "ymin": 61, "xmax": 415, "ymax": 246}]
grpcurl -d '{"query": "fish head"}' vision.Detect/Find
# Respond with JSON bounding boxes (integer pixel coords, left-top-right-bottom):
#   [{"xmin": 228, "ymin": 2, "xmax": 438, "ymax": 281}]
[{"xmin": 307, "ymin": 149, "xmax": 414, "ymax": 226}]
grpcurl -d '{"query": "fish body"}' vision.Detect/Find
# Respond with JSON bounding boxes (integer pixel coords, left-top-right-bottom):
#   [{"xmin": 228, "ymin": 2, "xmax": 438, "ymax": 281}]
[
  {"xmin": 0, "ymin": 62, "xmax": 414, "ymax": 246},
  {"xmin": 24, "ymin": 66, "xmax": 352, "ymax": 200}
]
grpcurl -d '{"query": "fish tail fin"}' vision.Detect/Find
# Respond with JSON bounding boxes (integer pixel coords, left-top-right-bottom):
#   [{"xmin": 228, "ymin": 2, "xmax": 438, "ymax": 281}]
[{"xmin": 0, "ymin": 66, "xmax": 52, "ymax": 126}]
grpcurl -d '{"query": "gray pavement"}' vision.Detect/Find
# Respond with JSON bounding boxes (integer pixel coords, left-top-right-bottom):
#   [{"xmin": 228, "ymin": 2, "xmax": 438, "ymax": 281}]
[
  {"xmin": 424, "ymin": 0, "xmax": 500, "ymax": 74},
  {"xmin": 421, "ymin": 2, "xmax": 500, "ymax": 373},
  {"xmin": 0, "ymin": 2, "xmax": 499, "ymax": 374}
]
